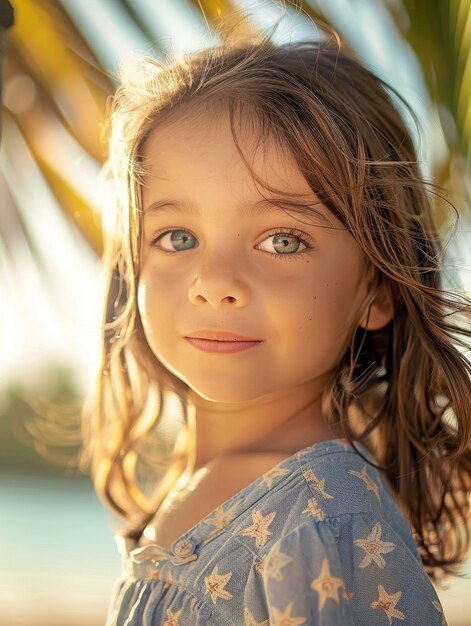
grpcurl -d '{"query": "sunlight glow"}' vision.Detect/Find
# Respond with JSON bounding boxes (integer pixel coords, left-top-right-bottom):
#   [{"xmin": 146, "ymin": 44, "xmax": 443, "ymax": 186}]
[
  {"xmin": 0, "ymin": 118, "xmax": 102, "ymax": 394},
  {"xmin": 132, "ymin": 0, "xmax": 221, "ymax": 55}
]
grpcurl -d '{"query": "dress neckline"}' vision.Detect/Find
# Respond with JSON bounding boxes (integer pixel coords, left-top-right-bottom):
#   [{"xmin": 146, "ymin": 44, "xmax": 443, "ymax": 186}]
[{"xmin": 117, "ymin": 437, "xmax": 373, "ymax": 565}]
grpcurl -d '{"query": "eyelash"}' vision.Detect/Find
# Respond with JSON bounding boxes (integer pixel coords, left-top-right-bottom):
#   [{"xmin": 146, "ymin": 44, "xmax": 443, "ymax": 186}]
[{"xmin": 149, "ymin": 227, "xmax": 314, "ymax": 261}]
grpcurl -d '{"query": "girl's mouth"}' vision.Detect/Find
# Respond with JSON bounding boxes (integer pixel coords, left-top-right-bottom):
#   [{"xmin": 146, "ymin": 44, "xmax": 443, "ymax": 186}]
[{"xmin": 184, "ymin": 337, "xmax": 263, "ymax": 353}]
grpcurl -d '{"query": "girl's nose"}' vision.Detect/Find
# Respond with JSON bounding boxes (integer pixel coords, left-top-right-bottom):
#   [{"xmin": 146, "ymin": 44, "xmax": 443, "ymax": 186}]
[{"xmin": 187, "ymin": 269, "xmax": 250, "ymax": 308}]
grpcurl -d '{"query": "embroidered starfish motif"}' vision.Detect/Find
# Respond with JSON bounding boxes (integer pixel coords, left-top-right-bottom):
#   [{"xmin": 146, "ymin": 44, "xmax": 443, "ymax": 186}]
[
  {"xmin": 302, "ymin": 469, "xmax": 334, "ymax": 499},
  {"xmin": 163, "ymin": 569, "xmax": 175, "ymax": 591},
  {"xmin": 163, "ymin": 607, "xmax": 183, "ymax": 626},
  {"xmin": 343, "ymin": 589, "xmax": 354, "ymax": 600},
  {"xmin": 354, "ymin": 522, "xmax": 396, "ymax": 568},
  {"xmin": 145, "ymin": 564, "xmax": 161, "ymax": 580},
  {"xmin": 270, "ymin": 601, "xmax": 306, "ymax": 626},
  {"xmin": 201, "ymin": 502, "xmax": 240, "ymax": 545},
  {"xmin": 310, "ymin": 558, "xmax": 345, "ymax": 610},
  {"xmin": 370, "ymin": 585, "xmax": 405, "ymax": 624},
  {"xmin": 204, "ymin": 564, "xmax": 233, "ymax": 604},
  {"xmin": 302, "ymin": 496, "xmax": 325, "ymax": 521},
  {"xmin": 432, "ymin": 600, "xmax": 447, "ymax": 626},
  {"xmin": 348, "ymin": 465, "xmax": 381, "ymax": 503},
  {"xmin": 261, "ymin": 541, "xmax": 293, "ymax": 582},
  {"xmin": 298, "ymin": 446, "xmax": 314, "ymax": 459},
  {"xmin": 244, "ymin": 606, "xmax": 270, "ymax": 626},
  {"xmin": 260, "ymin": 466, "xmax": 291, "ymax": 489},
  {"xmin": 254, "ymin": 556, "xmax": 266, "ymax": 576},
  {"xmin": 239, "ymin": 510, "xmax": 277, "ymax": 548}
]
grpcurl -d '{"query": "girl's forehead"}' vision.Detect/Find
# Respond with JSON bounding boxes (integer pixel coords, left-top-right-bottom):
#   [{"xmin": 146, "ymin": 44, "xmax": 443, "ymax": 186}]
[
  {"xmin": 141, "ymin": 111, "xmax": 317, "ymax": 205},
  {"xmin": 139, "ymin": 107, "xmax": 351, "ymax": 236}
]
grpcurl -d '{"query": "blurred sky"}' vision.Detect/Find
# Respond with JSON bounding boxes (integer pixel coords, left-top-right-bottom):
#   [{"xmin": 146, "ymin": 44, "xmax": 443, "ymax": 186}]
[{"xmin": 0, "ymin": 0, "xmax": 469, "ymax": 400}]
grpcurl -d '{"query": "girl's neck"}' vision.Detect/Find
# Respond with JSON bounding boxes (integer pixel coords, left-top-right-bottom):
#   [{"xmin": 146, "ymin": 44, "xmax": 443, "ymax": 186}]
[{"xmin": 187, "ymin": 385, "xmax": 345, "ymax": 471}]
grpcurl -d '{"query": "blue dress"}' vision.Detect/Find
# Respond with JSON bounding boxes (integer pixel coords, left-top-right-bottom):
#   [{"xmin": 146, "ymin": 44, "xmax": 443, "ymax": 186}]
[{"xmin": 105, "ymin": 438, "xmax": 448, "ymax": 625}]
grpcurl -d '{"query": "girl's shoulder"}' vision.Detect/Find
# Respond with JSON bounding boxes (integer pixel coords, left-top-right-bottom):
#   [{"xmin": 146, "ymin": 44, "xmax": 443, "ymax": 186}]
[
  {"xmin": 247, "ymin": 438, "xmax": 420, "ymax": 562},
  {"xmin": 253, "ymin": 441, "xmax": 447, "ymax": 626},
  {"xmin": 250, "ymin": 440, "xmax": 446, "ymax": 624},
  {"xmin": 258, "ymin": 437, "xmax": 400, "ymax": 521},
  {"xmin": 294, "ymin": 437, "xmax": 398, "ymax": 519}
]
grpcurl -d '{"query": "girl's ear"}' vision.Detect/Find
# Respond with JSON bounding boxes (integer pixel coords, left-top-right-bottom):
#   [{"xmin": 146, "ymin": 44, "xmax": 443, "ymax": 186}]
[{"xmin": 358, "ymin": 271, "xmax": 395, "ymax": 332}]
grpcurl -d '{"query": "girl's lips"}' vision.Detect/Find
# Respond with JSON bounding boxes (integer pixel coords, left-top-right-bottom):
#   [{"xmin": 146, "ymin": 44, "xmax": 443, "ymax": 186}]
[
  {"xmin": 184, "ymin": 337, "xmax": 263, "ymax": 353},
  {"xmin": 184, "ymin": 329, "xmax": 262, "ymax": 342}
]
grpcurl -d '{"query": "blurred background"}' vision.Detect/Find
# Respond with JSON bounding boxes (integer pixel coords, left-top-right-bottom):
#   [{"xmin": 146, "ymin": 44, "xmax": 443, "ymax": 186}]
[{"xmin": 0, "ymin": 0, "xmax": 470, "ymax": 625}]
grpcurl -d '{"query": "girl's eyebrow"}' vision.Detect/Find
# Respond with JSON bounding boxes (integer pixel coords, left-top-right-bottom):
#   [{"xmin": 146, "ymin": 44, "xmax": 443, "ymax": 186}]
[{"xmin": 143, "ymin": 198, "xmax": 332, "ymax": 224}]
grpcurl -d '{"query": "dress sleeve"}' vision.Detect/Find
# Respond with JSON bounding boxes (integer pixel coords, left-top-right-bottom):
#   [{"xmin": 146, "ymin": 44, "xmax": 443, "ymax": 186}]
[{"xmin": 261, "ymin": 512, "xmax": 448, "ymax": 625}]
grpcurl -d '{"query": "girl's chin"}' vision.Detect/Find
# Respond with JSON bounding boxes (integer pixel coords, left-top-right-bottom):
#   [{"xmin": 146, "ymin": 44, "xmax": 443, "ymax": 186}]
[{"xmin": 185, "ymin": 383, "xmax": 272, "ymax": 405}]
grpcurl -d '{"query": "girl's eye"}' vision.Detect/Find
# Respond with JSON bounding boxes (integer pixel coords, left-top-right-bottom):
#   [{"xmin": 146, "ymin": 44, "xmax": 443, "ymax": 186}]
[
  {"xmin": 149, "ymin": 227, "xmax": 314, "ymax": 260},
  {"xmin": 151, "ymin": 228, "xmax": 198, "ymax": 253},
  {"xmin": 257, "ymin": 229, "xmax": 313, "ymax": 259}
]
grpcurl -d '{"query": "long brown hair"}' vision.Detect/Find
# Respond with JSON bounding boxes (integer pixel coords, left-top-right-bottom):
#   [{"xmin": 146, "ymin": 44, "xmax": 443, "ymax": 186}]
[{"xmin": 80, "ymin": 15, "xmax": 471, "ymax": 584}]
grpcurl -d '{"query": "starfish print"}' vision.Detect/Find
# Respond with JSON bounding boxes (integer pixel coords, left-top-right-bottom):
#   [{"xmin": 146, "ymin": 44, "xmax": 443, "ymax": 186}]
[
  {"xmin": 343, "ymin": 589, "xmax": 354, "ymax": 600},
  {"xmin": 145, "ymin": 564, "xmax": 161, "ymax": 580},
  {"xmin": 302, "ymin": 469, "xmax": 334, "ymax": 499},
  {"xmin": 163, "ymin": 569, "xmax": 175, "ymax": 591},
  {"xmin": 204, "ymin": 564, "xmax": 233, "ymax": 605},
  {"xmin": 163, "ymin": 607, "xmax": 183, "ymax": 626},
  {"xmin": 201, "ymin": 502, "xmax": 240, "ymax": 545},
  {"xmin": 239, "ymin": 510, "xmax": 277, "ymax": 548},
  {"xmin": 354, "ymin": 522, "xmax": 396, "ymax": 568},
  {"xmin": 299, "ymin": 444, "xmax": 318, "ymax": 456},
  {"xmin": 254, "ymin": 556, "xmax": 266, "ymax": 576},
  {"xmin": 370, "ymin": 585, "xmax": 405, "ymax": 624},
  {"xmin": 270, "ymin": 601, "xmax": 306, "ymax": 626},
  {"xmin": 244, "ymin": 606, "xmax": 270, "ymax": 626},
  {"xmin": 310, "ymin": 558, "xmax": 345, "ymax": 610},
  {"xmin": 205, "ymin": 501, "xmax": 239, "ymax": 530},
  {"xmin": 432, "ymin": 600, "xmax": 447, "ymax": 626},
  {"xmin": 348, "ymin": 466, "xmax": 381, "ymax": 503},
  {"xmin": 262, "ymin": 541, "xmax": 293, "ymax": 582},
  {"xmin": 260, "ymin": 466, "xmax": 291, "ymax": 489},
  {"xmin": 302, "ymin": 496, "xmax": 325, "ymax": 521}
]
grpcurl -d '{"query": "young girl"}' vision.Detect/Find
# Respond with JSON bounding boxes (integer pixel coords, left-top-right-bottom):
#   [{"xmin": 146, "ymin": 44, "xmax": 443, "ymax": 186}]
[{"xmin": 82, "ymin": 14, "xmax": 471, "ymax": 626}]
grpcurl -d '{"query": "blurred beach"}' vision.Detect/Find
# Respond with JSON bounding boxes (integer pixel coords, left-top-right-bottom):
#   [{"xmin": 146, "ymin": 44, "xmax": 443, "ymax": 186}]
[{"xmin": 0, "ymin": 472, "xmax": 121, "ymax": 626}]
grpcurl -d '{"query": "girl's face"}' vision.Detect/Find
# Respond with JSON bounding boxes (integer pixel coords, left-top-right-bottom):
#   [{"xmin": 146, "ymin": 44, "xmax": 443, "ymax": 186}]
[{"xmin": 137, "ymin": 108, "xmax": 372, "ymax": 404}]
